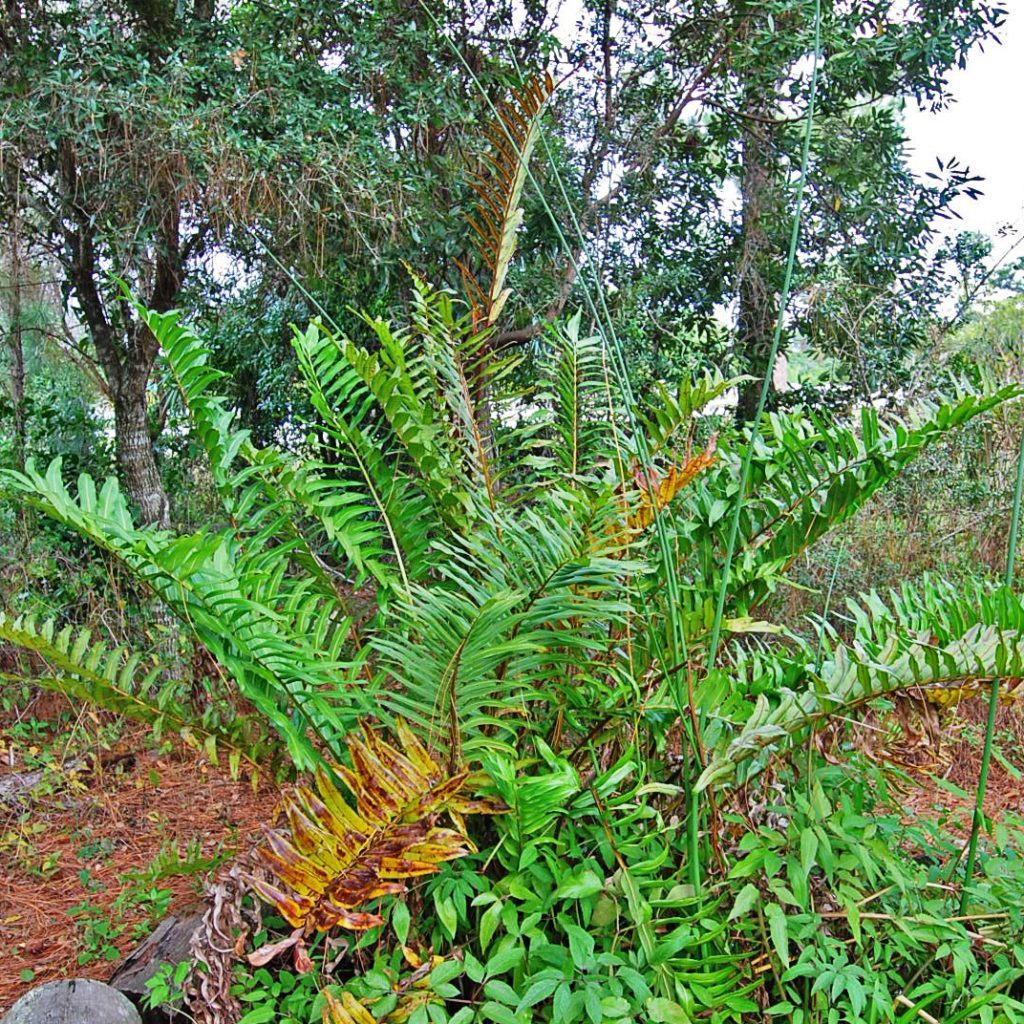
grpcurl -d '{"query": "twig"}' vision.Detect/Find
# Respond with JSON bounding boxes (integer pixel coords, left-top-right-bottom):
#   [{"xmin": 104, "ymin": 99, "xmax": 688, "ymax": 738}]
[{"xmin": 895, "ymin": 993, "xmax": 941, "ymax": 1024}]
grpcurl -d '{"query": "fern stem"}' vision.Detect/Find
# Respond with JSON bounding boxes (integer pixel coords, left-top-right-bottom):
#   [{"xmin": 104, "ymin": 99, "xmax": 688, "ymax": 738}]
[
  {"xmin": 509, "ymin": 64, "xmax": 704, "ymax": 888},
  {"xmin": 704, "ymin": 0, "xmax": 822, "ymax": 673},
  {"xmin": 416, "ymin": 8, "xmax": 712, "ymax": 900},
  {"xmin": 959, "ymin": 419, "xmax": 1024, "ymax": 913}
]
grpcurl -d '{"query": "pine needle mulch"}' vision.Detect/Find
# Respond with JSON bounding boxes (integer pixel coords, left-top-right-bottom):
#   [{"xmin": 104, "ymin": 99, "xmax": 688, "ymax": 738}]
[
  {"xmin": 0, "ymin": 707, "xmax": 281, "ymax": 1015},
  {"xmin": 901, "ymin": 700, "xmax": 1024, "ymax": 835},
  {"xmin": 1, "ymin": 696, "xmax": 1021, "ymax": 1015}
]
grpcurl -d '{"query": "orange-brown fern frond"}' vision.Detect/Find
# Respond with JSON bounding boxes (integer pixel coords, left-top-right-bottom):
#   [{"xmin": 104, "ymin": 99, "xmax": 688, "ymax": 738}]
[
  {"xmin": 628, "ymin": 439, "xmax": 718, "ymax": 533},
  {"xmin": 244, "ymin": 719, "xmax": 507, "ymax": 968},
  {"xmin": 464, "ymin": 72, "xmax": 555, "ymax": 331}
]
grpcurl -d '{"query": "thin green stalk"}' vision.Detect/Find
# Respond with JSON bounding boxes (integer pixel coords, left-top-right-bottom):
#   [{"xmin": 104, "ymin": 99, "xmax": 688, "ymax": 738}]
[
  {"xmin": 243, "ymin": 226, "xmax": 344, "ymax": 334},
  {"xmin": 959, "ymin": 421, "xmax": 1024, "ymax": 913},
  {"xmin": 813, "ymin": 539, "xmax": 845, "ymax": 676},
  {"xmin": 705, "ymin": 0, "xmax": 822, "ymax": 673},
  {"xmin": 808, "ymin": 538, "xmax": 844, "ymax": 798}
]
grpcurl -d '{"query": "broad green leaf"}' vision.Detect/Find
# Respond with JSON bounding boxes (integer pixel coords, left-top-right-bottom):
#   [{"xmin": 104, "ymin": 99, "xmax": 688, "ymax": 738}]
[
  {"xmin": 765, "ymin": 903, "xmax": 790, "ymax": 969},
  {"xmin": 555, "ymin": 869, "xmax": 604, "ymax": 900},
  {"xmin": 729, "ymin": 883, "xmax": 761, "ymax": 921},
  {"xmin": 646, "ymin": 997, "xmax": 691, "ymax": 1023}
]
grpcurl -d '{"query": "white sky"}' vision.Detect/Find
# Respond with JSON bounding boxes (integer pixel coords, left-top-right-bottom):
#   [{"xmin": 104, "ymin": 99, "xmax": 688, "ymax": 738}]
[{"xmin": 903, "ymin": 9, "xmax": 1024, "ymax": 242}]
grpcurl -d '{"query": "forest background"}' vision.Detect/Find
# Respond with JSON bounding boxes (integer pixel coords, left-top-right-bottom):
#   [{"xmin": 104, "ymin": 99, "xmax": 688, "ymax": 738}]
[{"xmin": 2, "ymin": 1, "xmax": 1024, "ymax": 1023}]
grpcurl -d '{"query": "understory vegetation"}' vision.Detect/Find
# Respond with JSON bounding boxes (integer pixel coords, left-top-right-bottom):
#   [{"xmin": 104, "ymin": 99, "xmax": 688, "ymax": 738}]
[{"xmin": 2, "ymin": 1, "xmax": 1024, "ymax": 1022}]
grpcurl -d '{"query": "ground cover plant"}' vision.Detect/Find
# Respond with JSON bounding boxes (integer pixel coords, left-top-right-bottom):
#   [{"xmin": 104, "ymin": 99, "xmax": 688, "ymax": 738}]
[{"xmin": 2, "ymin": 4, "xmax": 1024, "ymax": 1023}]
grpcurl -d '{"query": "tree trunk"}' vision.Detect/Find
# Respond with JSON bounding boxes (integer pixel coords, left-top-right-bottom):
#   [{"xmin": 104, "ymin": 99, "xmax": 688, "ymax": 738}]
[
  {"xmin": 59, "ymin": 138, "xmax": 174, "ymax": 528},
  {"xmin": 8, "ymin": 288, "xmax": 25, "ymax": 472},
  {"xmin": 734, "ymin": 110, "xmax": 780, "ymax": 425},
  {"xmin": 733, "ymin": 9, "xmax": 782, "ymax": 426},
  {"xmin": 7, "ymin": 215, "xmax": 26, "ymax": 473},
  {"xmin": 114, "ymin": 377, "xmax": 169, "ymax": 529}
]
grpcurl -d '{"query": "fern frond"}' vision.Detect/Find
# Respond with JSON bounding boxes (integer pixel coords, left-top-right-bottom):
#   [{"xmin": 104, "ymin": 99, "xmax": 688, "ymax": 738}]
[
  {"xmin": 292, "ymin": 320, "xmax": 439, "ymax": 591},
  {"xmin": 1, "ymin": 459, "xmax": 367, "ymax": 769},
  {"xmin": 137, "ymin": 301, "xmax": 392, "ymax": 607},
  {"xmin": 691, "ymin": 385, "xmax": 1023, "ymax": 613},
  {"xmin": 407, "ymin": 272, "xmax": 519, "ymax": 510},
  {"xmin": 374, "ymin": 586, "xmax": 533, "ymax": 759},
  {"xmin": 628, "ymin": 442, "xmax": 717, "ymax": 533},
  {"xmin": 375, "ymin": 488, "xmax": 636, "ymax": 756},
  {"xmin": 0, "ymin": 613, "xmax": 269, "ymax": 776},
  {"xmin": 132, "ymin": 302, "xmax": 248, "ymax": 496},
  {"xmin": 245, "ymin": 720, "xmax": 505, "ymax": 937},
  {"xmin": 697, "ymin": 580, "xmax": 1024, "ymax": 792},
  {"xmin": 465, "ymin": 72, "xmax": 555, "ymax": 329},
  {"xmin": 635, "ymin": 372, "xmax": 746, "ymax": 459},
  {"xmin": 846, "ymin": 576, "xmax": 1024, "ymax": 706},
  {"xmin": 752, "ymin": 389, "xmax": 1021, "ymax": 574},
  {"xmin": 536, "ymin": 313, "xmax": 608, "ymax": 480}
]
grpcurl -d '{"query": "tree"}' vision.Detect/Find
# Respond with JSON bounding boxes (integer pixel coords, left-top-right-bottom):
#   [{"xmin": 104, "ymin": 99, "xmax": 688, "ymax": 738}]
[
  {"xmin": 459, "ymin": 1, "xmax": 1006, "ymax": 416},
  {"xmin": 1, "ymin": 2, "xmax": 203, "ymax": 523},
  {"xmin": 0, "ymin": 0, "xmax": 567, "ymax": 500},
  {"xmin": 0, "ymin": 0, "xmax": 426, "ymax": 519},
  {"xmin": 3, "ymin": 185, "xmax": 25, "ymax": 474},
  {"xmin": 1, "ymin": 0, "xmax": 1007, "ymax": 502},
  {"xmin": 698, "ymin": 0, "xmax": 1006, "ymax": 418}
]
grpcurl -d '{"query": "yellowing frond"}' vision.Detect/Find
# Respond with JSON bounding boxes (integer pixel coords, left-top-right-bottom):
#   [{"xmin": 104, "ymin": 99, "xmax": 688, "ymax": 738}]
[
  {"xmin": 323, "ymin": 990, "xmax": 377, "ymax": 1024},
  {"xmin": 922, "ymin": 677, "xmax": 1024, "ymax": 708},
  {"xmin": 245, "ymin": 720, "xmax": 506, "ymax": 945},
  {"xmin": 628, "ymin": 441, "xmax": 718, "ymax": 533}
]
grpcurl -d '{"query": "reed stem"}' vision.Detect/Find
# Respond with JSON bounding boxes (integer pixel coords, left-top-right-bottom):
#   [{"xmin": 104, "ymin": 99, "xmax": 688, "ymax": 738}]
[{"xmin": 959, "ymin": 420, "xmax": 1024, "ymax": 913}]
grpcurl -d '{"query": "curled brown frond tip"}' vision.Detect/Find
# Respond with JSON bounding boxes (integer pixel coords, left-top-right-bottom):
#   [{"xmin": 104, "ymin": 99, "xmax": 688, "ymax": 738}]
[{"xmin": 463, "ymin": 72, "xmax": 557, "ymax": 331}]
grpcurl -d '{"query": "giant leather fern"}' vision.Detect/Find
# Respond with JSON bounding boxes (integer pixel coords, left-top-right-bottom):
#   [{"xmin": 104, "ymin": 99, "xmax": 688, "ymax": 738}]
[{"xmin": 2, "ymin": 120, "xmax": 1020, "ymax": 798}]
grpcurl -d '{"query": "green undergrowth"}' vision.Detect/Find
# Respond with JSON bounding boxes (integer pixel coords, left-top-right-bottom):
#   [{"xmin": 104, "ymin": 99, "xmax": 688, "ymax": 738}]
[{"xmin": 195, "ymin": 751, "xmax": 1024, "ymax": 1024}]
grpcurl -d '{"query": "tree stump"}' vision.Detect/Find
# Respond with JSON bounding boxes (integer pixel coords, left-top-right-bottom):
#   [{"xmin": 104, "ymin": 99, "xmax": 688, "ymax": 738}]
[
  {"xmin": 109, "ymin": 908, "xmax": 203, "ymax": 1021},
  {"xmin": 1, "ymin": 979, "xmax": 141, "ymax": 1024}
]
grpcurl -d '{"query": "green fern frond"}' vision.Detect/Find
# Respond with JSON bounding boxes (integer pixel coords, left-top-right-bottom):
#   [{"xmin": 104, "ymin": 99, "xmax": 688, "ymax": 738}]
[
  {"xmin": 0, "ymin": 613, "xmax": 270, "ymax": 776},
  {"xmin": 690, "ymin": 385, "xmax": 1023, "ymax": 614},
  {"xmin": 752, "ymin": 389, "xmax": 1021, "ymax": 573},
  {"xmin": 697, "ymin": 580, "xmax": 1024, "ymax": 792},
  {"xmin": 538, "ymin": 313, "xmax": 608, "ymax": 480},
  {"xmin": 292, "ymin": 319, "xmax": 438, "ymax": 591},
  {"xmin": 131, "ymin": 301, "xmax": 249, "ymax": 496},
  {"xmin": 635, "ymin": 372, "xmax": 746, "ymax": 459},
  {"xmin": 138, "ymin": 300, "xmax": 388, "ymax": 606},
  {"xmin": 847, "ymin": 574, "xmax": 1024, "ymax": 643},
  {"xmin": 0, "ymin": 460, "xmax": 366, "ymax": 769},
  {"xmin": 374, "ymin": 487, "xmax": 636, "ymax": 757},
  {"xmin": 406, "ymin": 272, "xmax": 519, "ymax": 509}
]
